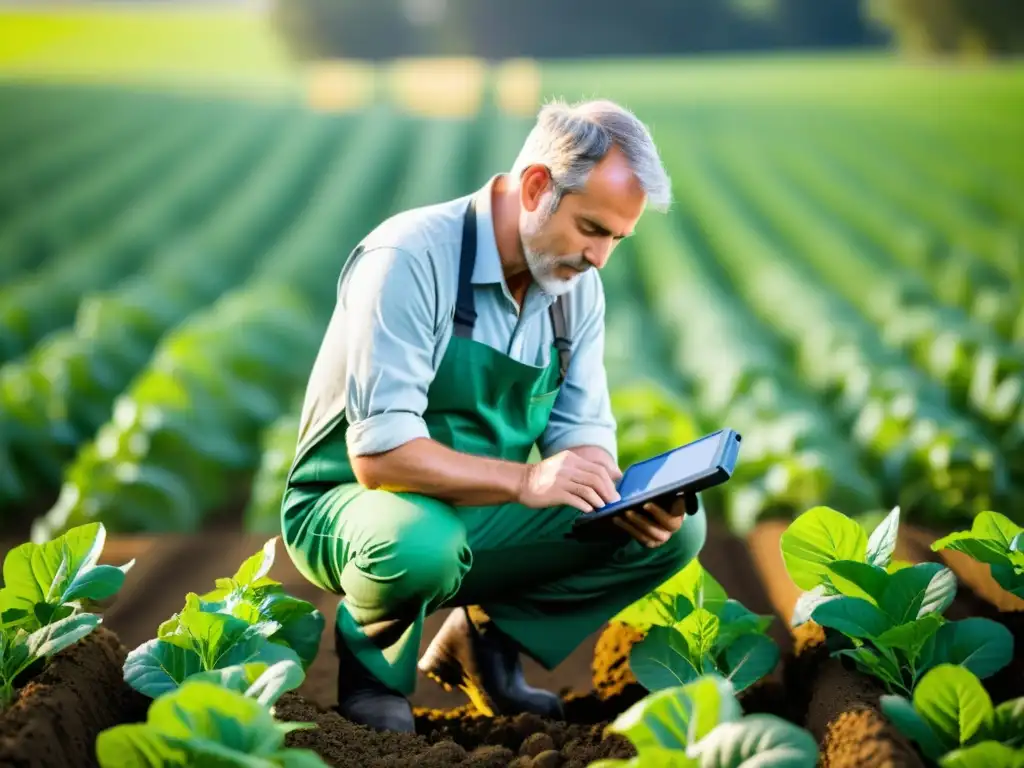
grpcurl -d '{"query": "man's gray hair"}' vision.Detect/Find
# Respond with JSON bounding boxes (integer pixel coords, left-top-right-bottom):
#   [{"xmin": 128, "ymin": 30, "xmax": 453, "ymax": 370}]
[{"xmin": 510, "ymin": 98, "xmax": 672, "ymax": 213}]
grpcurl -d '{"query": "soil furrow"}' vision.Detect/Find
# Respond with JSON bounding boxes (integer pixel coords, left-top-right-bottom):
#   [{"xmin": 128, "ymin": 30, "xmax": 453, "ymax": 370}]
[{"xmin": 0, "ymin": 627, "xmax": 134, "ymax": 768}]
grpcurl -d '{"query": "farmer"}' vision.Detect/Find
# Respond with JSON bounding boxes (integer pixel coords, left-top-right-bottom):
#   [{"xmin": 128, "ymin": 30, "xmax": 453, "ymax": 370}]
[{"xmin": 280, "ymin": 98, "xmax": 707, "ymax": 733}]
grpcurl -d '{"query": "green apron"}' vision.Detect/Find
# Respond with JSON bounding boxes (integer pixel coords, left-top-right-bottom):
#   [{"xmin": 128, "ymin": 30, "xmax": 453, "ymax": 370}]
[{"xmin": 281, "ymin": 197, "xmax": 707, "ymax": 696}]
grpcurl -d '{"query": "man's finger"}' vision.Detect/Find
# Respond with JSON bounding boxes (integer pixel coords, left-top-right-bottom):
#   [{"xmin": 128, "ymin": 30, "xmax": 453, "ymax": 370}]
[
  {"xmin": 624, "ymin": 510, "xmax": 672, "ymax": 545},
  {"xmin": 642, "ymin": 502, "xmax": 679, "ymax": 528},
  {"xmin": 575, "ymin": 468, "xmax": 619, "ymax": 504},
  {"xmin": 612, "ymin": 516, "xmax": 660, "ymax": 547}
]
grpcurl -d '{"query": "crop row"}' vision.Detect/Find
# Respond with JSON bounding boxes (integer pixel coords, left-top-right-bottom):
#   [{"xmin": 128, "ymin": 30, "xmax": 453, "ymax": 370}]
[{"xmin": 0, "ymin": 84, "xmax": 1021, "ymax": 539}]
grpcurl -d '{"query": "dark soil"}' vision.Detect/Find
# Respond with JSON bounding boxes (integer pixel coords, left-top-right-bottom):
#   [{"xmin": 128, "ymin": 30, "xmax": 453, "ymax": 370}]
[
  {"xmin": 0, "ymin": 626, "xmax": 135, "ymax": 768},
  {"xmin": 277, "ymin": 691, "xmax": 636, "ymax": 768}
]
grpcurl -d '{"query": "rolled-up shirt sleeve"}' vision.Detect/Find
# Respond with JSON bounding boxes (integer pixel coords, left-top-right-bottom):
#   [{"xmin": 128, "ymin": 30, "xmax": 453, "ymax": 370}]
[
  {"xmin": 537, "ymin": 277, "xmax": 618, "ymax": 463},
  {"xmin": 339, "ymin": 246, "xmax": 438, "ymax": 457}
]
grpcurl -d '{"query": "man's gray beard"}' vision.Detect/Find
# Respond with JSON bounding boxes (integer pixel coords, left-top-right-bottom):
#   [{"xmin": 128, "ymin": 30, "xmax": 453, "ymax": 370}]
[{"xmin": 524, "ymin": 245, "xmax": 587, "ymax": 297}]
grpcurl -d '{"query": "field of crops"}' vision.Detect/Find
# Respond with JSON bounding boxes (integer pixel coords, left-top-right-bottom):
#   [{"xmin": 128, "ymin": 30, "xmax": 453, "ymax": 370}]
[{"xmin": 0, "ymin": 54, "xmax": 1022, "ymax": 768}]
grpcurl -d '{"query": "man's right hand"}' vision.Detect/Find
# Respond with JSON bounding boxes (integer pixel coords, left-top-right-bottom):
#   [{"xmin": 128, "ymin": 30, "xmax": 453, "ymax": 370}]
[{"xmin": 517, "ymin": 450, "xmax": 621, "ymax": 512}]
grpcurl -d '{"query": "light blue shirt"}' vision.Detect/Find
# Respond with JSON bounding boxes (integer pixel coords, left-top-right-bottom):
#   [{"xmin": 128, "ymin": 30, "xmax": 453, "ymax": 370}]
[{"xmin": 294, "ymin": 175, "xmax": 618, "ymax": 466}]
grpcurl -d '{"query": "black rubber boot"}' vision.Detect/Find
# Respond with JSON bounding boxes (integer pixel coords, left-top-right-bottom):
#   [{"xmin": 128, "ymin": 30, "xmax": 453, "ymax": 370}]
[
  {"xmin": 334, "ymin": 624, "xmax": 415, "ymax": 733},
  {"xmin": 417, "ymin": 606, "xmax": 565, "ymax": 720}
]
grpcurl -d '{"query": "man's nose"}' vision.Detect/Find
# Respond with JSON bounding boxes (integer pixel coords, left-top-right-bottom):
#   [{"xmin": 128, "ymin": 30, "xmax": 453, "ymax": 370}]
[{"xmin": 586, "ymin": 239, "xmax": 613, "ymax": 269}]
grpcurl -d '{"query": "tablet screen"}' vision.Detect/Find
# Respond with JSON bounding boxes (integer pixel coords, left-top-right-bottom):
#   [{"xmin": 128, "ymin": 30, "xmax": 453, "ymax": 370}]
[{"xmin": 616, "ymin": 433, "xmax": 721, "ymax": 502}]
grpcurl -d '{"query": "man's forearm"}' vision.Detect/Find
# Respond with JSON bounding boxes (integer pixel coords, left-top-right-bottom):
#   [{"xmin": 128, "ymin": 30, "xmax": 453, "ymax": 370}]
[{"xmin": 350, "ymin": 437, "xmax": 528, "ymax": 507}]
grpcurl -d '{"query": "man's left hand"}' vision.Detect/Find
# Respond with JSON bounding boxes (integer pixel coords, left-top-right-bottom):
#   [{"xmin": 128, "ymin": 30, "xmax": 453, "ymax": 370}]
[{"xmin": 612, "ymin": 495, "xmax": 689, "ymax": 548}]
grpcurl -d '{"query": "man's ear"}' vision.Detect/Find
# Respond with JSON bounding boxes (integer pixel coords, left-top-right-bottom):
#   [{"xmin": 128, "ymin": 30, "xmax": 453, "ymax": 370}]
[{"xmin": 519, "ymin": 165, "xmax": 551, "ymax": 213}]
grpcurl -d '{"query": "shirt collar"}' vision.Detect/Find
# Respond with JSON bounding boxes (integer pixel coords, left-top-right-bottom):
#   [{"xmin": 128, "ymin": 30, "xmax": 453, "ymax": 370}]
[{"xmin": 470, "ymin": 175, "xmax": 556, "ymax": 313}]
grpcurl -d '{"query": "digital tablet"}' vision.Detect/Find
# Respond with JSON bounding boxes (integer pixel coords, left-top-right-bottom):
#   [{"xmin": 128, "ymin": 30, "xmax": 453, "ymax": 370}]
[{"xmin": 571, "ymin": 428, "xmax": 742, "ymax": 530}]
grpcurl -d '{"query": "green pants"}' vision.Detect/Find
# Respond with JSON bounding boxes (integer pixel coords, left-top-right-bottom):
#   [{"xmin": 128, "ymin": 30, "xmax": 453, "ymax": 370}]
[{"xmin": 282, "ymin": 483, "xmax": 707, "ymax": 695}]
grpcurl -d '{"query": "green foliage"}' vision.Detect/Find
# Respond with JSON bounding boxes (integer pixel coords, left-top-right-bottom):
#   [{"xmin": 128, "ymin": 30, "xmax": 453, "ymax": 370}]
[
  {"xmin": 616, "ymin": 560, "xmax": 779, "ymax": 694},
  {"xmin": 783, "ymin": 506, "xmax": 1014, "ymax": 696},
  {"xmin": 932, "ymin": 511, "xmax": 1024, "ymax": 599},
  {"xmin": 589, "ymin": 674, "xmax": 818, "ymax": 768},
  {"xmin": 123, "ymin": 538, "xmax": 323, "ymax": 699},
  {"xmin": 95, "ymin": 680, "xmax": 328, "ymax": 767},
  {"xmin": 880, "ymin": 664, "xmax": 1024, "ymax": 765},
  {"xmin": 0, "ymin": 522, "xmax": 132, "ymax": 707}
]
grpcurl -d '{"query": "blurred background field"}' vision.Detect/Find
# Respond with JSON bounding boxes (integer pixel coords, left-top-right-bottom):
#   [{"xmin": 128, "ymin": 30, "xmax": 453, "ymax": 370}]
[{"xmin": 0, "ymin": 0, "xmax": 1022, "ymax": 550}]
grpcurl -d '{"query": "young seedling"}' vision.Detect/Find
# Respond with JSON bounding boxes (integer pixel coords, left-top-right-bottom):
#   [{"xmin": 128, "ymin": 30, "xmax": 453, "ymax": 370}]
[
  {"xmin": 880, "ymin": 663, "xmax": 1024, "ymax": 767},
  {"xmin": 96, "ymin": 680, "xmax": 329, "ymax": 767},
  {"xmin": 782, "ymin": 506, "xmax": 1013, "ymax": 696},
  {"xmin": 194, "ymin": 537, "xmax": 325, "ymax": 669},
  {"xmin": 617, "ymin": 559, "xmax": 779, "ymax": 694},
  {"xmin": 931, "ymin": 511, "xmax": 1024, "ymax": 599},
  {"xmin": 589, "ymin": 674, "xmax": 818, "ymax": 768},
  {"xmin": 0, "ymin": 522, "xmax": 133, "ymax": 707},
  {"xmin": 123, "ymin": 538, "xmax": 323, "ymax": 698}
]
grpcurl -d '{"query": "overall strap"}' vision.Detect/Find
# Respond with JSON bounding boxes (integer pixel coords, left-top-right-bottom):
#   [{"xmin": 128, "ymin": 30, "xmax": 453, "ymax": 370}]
[
  {"xmin": 548, "ymin": 298, "xmax": 570, "ymax": 384},
  {"xmin": 453, "ymin": 197, "xmax": 478, "ymax": 338}
]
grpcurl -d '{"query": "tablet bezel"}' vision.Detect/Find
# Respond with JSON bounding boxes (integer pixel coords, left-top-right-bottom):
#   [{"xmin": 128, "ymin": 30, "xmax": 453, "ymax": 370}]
[{"xmin": 572, "ymin": 428, "xmax": 741, "ymax": 526}]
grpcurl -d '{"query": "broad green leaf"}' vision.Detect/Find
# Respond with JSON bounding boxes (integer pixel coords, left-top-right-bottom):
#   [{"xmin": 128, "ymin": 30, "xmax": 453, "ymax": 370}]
[
  {"xmin": 26, "ymin": 613, "xmax": 99, "ymax": 658},
  {"xmin": 690, "ymin": 714, "xmax": 818, "ymax": 767},
  {"xmin": 606, "ymin": 684, "xmax": 694, "ymax": 753},
  {"xmin": 676, "ymin": 608, "xmax": 720, "ymax": 664},
  {"xmin": 991, "ymin": 565, "xmax": 1024, "ymax": 599},
  {"xmin": 232, "ymin": 538, "xmax": 278, "ymax": 586},
  {"xmin": 875, "ymin": 614, "xmax": 944, "ymax": 660},
  {"xmin": 713, "ymin": 600, "xmax": 773, "ymax": 652},
  {"xmin": 929, "ymin": 618, "xmax": 1014, "ymax": 680},
  {"xmin": 913, "ymin": 664, "xmax": 992, "ymax": 750},
  {"xmin": 880, "ymin": 563, "xmax": 957, "ymax": 623},
  {"xmin": 827, "ymin": 560, "xmax": 888, "ymax": 604},
  {"xmin": 258, "ymin": 592, "xmax": 324, "ymax": 669},
  {"xmin": 684, "ymin": 675, "xmax": 742, "ymax": 745},
  {"xmin": 984, "ymin": 698, "xmax": 1024, "ymax": 747},
  {"xmin": 185, "ymin": 659, "xmax": 305, "ymax": 707},
  {"xmin": 96, "ymin": 725, "xmax": 187, "ymax": 766},
  {"xmin": 780, "ymin": 507, "xmax": 868, "ymax": 591},
  {"xmin": 930, "ymin": 533, "xmax": 1009, "ymax": 567},
  {"xmin": 810, "ymin": 596, "xmax": 890, "ymax": 638},
  {"xmin": 866, "ymin": 506, "xmax": 901, "ymax": 569},
  {"xmin": 0, "ymin": 523, "xmax": 133, "ymax": 620},
  {"xmin": 973, "ymin": 512, "xmax": 1023, "ymax": 550},
  {"xmin": 615, "ymin": 594, "xmax": 684, "ymax": 631},
  {"xmin": 123, "ymin": 639, "xmax": 205, "ymax": 698},
  {"xmin": 879, "ymin": 694, "xmax": 947, "ymax": 762},
  {"xmin": 64, "ymin": 563, "xmax": 134, "ymax": 604},
  {"xmin": 939, "ymin": 741, "xmax": 1024, "ymax": 768},
  {"xmin": 97, "ymin": 681, "xmax": 326, "ymax": 767},
  {"xmin": 721, "ymin": 634, "xmax": 779, "ymax": 692},
  {"xmin": 630, "ymin": 626, "xmax": 702, "ymax": 692}
]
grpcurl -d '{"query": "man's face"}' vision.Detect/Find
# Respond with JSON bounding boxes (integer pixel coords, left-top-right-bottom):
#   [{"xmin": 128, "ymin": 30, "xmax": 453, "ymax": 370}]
[{"xmin": 518, "ymin": 146, "xmax": 648, "ymax": 296}]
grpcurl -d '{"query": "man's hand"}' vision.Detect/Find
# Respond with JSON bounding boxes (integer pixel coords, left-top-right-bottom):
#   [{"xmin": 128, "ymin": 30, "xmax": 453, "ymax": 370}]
[
  {"xmin": 613, "ymin": 494, "xmax": 690, "ymax": 548},
  {"xmin": 518, "ymin": 450, "xmax": 621, "ymax": 512}
]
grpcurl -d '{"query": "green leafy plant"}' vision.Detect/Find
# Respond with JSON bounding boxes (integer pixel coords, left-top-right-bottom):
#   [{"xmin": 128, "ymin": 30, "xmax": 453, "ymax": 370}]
[
  {"xmin": 194, "ymin": 537, "xmax": 324, "ymax": 669},
  {"xmin": 617, "ymin": 559, "xmax": 779, "ymax": 694},
  {"xmin": 590, "ymin": 674, "xmax": 818, "ymax": 767},
  {"xmin": 931, "ymin": 511, "xmax": 1024, "ymax": 599},
  {"xmin": 96, "ymin": 679, "xmax": 328, "ymax": 767},
  {"xmin": 782, "ymin": 505, "xmax": 1013, "ymax": 696},
  {"xmin": 0, "ymin": 522, "xmax": 133, "ymax": 707},
  {"xmin": 123, "ymin": 538, "xmax": 323, "ymax": 698},
  {"xmin": 880, "ymin": 664, "xmax": 1024, "ymax": 767}
]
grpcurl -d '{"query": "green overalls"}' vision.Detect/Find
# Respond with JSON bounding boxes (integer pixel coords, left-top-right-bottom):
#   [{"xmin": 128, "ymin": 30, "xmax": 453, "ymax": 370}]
[{"xmin": 281, "ymin": 198, "xmax": 707, "ymax": 696}]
